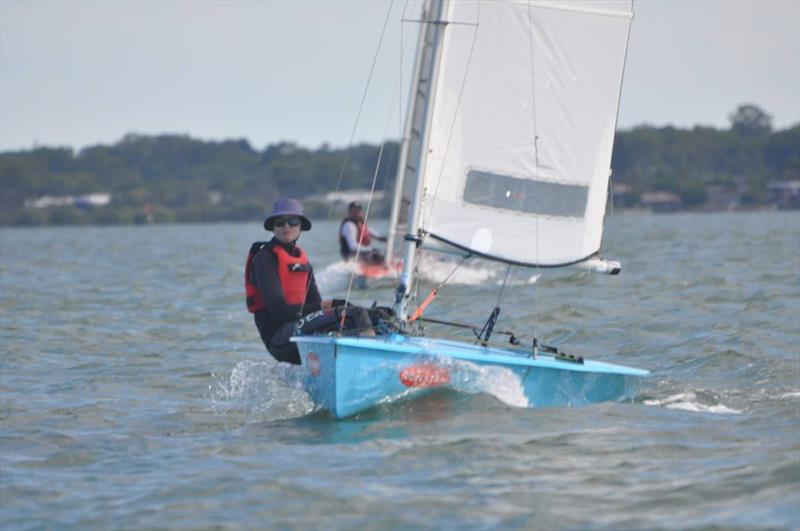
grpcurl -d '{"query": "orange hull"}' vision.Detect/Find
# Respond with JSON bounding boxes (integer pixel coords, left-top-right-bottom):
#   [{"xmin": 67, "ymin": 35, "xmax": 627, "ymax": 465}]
[{"xmin": 357, "ymin": 260, "xmax": 402, "ymax": 279}]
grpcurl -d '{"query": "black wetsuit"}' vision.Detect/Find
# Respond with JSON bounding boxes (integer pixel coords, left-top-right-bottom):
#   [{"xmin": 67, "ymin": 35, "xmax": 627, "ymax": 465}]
[
  {"xmin": 251, "ymin": 238, "xmax": 379, "ymax": 365},
  {"xmin": 251, "ymin": 238, "xmax": 322, "ymax": 364}
]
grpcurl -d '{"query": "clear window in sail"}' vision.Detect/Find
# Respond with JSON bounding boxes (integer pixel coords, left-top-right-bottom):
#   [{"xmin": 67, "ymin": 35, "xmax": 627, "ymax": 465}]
[{"xmin": 463, "ymin": 170, "xmax": 588, "ymax": 218}]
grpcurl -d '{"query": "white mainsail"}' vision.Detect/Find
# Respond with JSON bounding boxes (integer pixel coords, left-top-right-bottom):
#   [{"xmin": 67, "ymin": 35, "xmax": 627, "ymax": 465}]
[{"xmin": 412, "ymin": 0, "xmax": 633, "ymax": 267}]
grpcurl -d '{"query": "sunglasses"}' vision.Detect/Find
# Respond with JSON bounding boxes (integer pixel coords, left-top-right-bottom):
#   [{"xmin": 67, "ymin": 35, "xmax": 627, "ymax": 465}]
[{"xmin": 273, "ymin": 217, "xmax": 301, "ymax": 228}]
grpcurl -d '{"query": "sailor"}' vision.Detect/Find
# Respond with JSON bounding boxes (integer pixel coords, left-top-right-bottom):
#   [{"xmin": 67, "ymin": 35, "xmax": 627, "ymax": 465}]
[
  {"xmin": 245, "ymin": 198, "xmax": 375, "ymax": 364},
  {"xmin": 339, "ymin": 201, "xmax": 386, "ymax": 264}
]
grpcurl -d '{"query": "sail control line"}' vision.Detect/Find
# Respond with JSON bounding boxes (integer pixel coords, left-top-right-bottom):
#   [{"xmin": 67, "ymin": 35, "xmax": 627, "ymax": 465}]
[
  {"xmin": 410, "ymin": 314, "xmax": 584, "ymax": 365},
  {"xmin": 405, "ymin": 253, "xmax": 468, "ymax": 323}
]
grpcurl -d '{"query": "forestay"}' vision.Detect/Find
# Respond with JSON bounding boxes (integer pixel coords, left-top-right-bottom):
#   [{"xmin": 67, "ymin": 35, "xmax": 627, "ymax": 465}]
[{"xmin": 418, "ymin": 0, "xmax": 633, "ymax": 267}]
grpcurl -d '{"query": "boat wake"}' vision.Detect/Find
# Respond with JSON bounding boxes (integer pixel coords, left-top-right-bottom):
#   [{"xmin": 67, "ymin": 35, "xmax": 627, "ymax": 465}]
[
  {"xmin": 316, "ymin": 261, "xmax": 364, "ymax": 292},
  {"xmin": 317, "ymin": 258, "xmax": 539, "ymax": 293},
  {"xmin": 317, "ymin": 257, "xmax": 539, "ymax": 293},
  {"xmin": 416, "ymin": 256, "xmax": 540, "ymax": 286}
]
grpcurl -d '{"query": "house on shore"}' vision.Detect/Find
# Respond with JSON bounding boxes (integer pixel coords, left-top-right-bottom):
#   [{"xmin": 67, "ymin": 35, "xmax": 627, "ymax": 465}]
[
  {"xmin": 25, "ymin": 193, "xmax": 111, "ymax": 209},
  {"xmin": 304, "ymin": 189, "xmax": 389, "ymax": 217},
  {"xmin": 767, "ymin": 180, "xmax": 800, "ymax": 209},
  {"xmin": 704, "ymin": 181, "xmax": 749, "ymax": 211},
  {"xmin": 640, "ymin": 191, "xmax": 682, "ymax": 213}
]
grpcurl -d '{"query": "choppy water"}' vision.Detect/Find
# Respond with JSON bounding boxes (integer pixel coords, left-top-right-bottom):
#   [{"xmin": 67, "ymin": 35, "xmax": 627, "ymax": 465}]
[{"xmin": 1, "ymin": 212, "xmax": 798, "ymax": 530}]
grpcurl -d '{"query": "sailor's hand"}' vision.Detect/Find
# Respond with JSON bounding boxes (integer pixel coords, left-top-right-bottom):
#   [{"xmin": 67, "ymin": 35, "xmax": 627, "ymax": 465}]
[{"xmin": 321, "ymin": 300, "xmax": 334, "ymax": 311}]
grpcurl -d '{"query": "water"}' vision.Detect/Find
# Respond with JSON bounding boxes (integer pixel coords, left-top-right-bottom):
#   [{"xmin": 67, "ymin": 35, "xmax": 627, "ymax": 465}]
[{"xmin": 1, "ymin": 212, "xmax": 798, "ymax": 530}]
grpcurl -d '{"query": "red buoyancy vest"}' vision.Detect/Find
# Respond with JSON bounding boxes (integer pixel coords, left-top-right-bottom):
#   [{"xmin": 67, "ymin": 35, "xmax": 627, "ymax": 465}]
[
  {"xmin": 244, "ymin": 242, "xmax": 268, "ymax": 312},
  {"xmin": 339, "ymin": 217, "xmax": 372, "ymax": 257},
  {"xmin": 356, "ymin": 220, "xmax": 372, "ymax": 246},
  {"xmin": 273, "ymin": 245, "xmax": 310, "ymax": 305},
  {"xmin": 244, "ymin": 242, "xmax": 311, "ymax": 313}
]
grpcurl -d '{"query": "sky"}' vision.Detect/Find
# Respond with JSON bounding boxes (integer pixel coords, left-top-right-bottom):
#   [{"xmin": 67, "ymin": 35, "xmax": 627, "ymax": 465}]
[{"xmin": 1, "ymin": 0, "xmax": 798, "ymax": 153}]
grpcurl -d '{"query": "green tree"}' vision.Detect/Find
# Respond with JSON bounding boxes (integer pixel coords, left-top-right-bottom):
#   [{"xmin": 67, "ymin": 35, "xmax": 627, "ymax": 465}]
[{"xmin": 729, "ymin": 104, "xmax": 773, "ymax": 137}]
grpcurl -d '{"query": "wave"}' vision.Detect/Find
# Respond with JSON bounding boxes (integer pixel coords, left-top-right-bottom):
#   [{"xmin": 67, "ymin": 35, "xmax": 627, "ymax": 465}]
[{"xmin": 643, "ymin": 392, "xmax": 743, "ymax": 414}]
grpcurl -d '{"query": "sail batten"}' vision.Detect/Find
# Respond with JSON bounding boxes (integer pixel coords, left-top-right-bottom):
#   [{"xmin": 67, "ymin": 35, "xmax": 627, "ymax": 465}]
[{"xmin": 412, "ymin": 0, "xmax": 632, "ymax": 267}]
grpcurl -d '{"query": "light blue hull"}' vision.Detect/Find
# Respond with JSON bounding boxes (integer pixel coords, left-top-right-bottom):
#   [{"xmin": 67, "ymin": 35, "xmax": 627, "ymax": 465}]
[{"xmin": 292, "ymin": 334, "xmax": 649, "ymax": 419}]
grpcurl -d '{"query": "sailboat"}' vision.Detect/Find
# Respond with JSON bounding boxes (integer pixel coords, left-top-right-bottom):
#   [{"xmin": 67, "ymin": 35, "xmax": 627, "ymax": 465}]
[{"xmin": 294, "ymin": 0, "xmax": 648, "ymax": 418}]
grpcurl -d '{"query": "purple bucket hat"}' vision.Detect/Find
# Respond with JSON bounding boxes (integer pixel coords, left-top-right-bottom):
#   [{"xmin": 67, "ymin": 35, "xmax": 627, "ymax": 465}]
[{"xmin": 263, "ymin": 198, "xmax": 312, "ymax": 231}]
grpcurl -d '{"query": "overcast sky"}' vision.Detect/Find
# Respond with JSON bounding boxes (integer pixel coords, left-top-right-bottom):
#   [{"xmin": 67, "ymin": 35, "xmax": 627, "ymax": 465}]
[{"xmin": 1, "ymin": 0, "xmax": 798, "ymax": 153}]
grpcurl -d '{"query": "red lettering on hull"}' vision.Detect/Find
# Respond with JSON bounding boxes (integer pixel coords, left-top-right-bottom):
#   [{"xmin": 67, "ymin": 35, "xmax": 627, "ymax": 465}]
[
  {"xmin": 399, "ymin": 364, "xmax": 450, "ymax": 388},
  {"xmin": 307, "ymin": 352, "xmax": 321, "ymax": 377}
]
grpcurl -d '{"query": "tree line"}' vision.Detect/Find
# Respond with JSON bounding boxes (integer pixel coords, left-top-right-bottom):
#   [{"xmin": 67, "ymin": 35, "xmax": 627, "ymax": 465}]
[{"xmin": 0, "ymin": 104, "xmax": 797, "ymax": 226}]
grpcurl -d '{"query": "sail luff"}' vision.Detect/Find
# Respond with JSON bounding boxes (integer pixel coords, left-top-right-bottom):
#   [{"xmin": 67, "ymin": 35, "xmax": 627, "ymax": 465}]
[
  {"xmin": 597, "ymin": 1, "xmax": 636, "ymax": 256},
  {"xmin": 396, "ymin": 0, "xmax": 449, "ymax": 321},
  {"xmin": 385, "ymin": 1, "xmax": 433, "ymax": 264}
]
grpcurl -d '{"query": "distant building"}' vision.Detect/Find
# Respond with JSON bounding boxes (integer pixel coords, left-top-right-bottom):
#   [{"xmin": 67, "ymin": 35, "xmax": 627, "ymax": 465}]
[
  {"xmin": 323, "ymin": 189, "xmax": 386, "ymax": 207},
  {"xmin": 74, "ymin": 193, "xmax": 112, "ymax": 208},
  {"xmin": 610, "ymin": 182, "xmax": 634, "ymax": 208},
  {"xmin": 25, "ymin": 193, "xmax": 111, "ymax": 209},
  {"xmin": 640, "ymin": 191, "xmax": 682, "ymax": 213},
  {"xmin": 302, "ymin": 189, "xmax": 390, "ymax": 217},
  {"xmin": 704, "ymin": 181, "xmax": 747, "ymax": 211},
  {"xmin": 767, "ymin": 180, "xmax": 800, "ymax": 209}
]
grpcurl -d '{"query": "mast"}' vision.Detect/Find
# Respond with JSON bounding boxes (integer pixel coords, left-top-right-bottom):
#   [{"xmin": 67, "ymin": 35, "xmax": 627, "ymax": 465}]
[
  {"xmin": 395, "ymin": 0, "xmax": 448, "ymax": 321},
  {"xmin": 385, "ymin": 1, "xmax": 431, "ymax": 264}
]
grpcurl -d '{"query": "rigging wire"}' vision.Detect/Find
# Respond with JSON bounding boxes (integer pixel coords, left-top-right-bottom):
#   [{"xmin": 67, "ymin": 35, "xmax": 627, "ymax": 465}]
[
  {"xmin": 526, "ymin": 0, "xmax": 541, "ymax": 345},
  {"xmin": 398, "ymin": 0, "xmax": 412, "ymax": 145},
  {"xmin": 339, "ymin": 139, "xmax": 389, "ymax": 326},
  {"xmin": 495, "ymin": 262, "xmax": 512, "ymax": 308},
  {"xmin": 409, "ymin": 253, "xmax": 469, "ymax": 326},
  {"xmin": 472, "ymin": 261, "xmax": 513, "ymax": 345},
  {"xmin": 325, "ymin": 0, "xmax": 396, "ymax": 223},
  {"xmin": 339, "ymin": 0, "xmax": 420, "ymax": 326},
  {"xmin": 298, "ymin": 0, "xmax": 395, "ymax": 321}
]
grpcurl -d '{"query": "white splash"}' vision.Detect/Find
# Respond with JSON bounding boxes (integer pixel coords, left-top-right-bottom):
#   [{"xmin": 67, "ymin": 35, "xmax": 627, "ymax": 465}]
[
  {"xmin": 318, "ymin": 255, "xmax": 539, "ymax": 290},
  {"xmin": 644, "ymin": 392, "xmax": 742, "ymax": 415},
  {"xmin": 211, "ymin": 359, "xmax": 315, "ymax": 421},
  {"xmin": 369, "ymin": 353, "xmax": 530, "ymax": 409},
  {"xmin": 779, "ymin": 391, "xmax": 800, "ymax": 399},
  {"xmin": 444, "ymin": 358, "xmax": 530, "ymax": 408},
  {"xmin": 317, "ymin": 261, "xmax": 362, "ymax": 292},
  {"xmin": 417, "ymin": 256, "xmax": 539, "ymax": 286}
]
